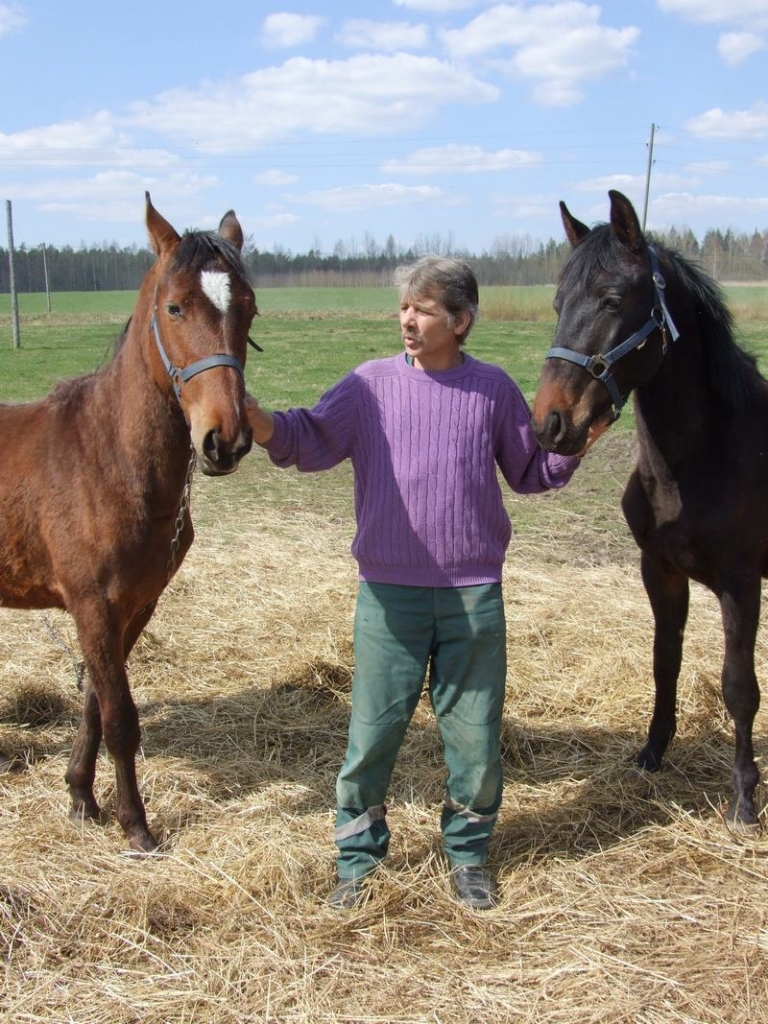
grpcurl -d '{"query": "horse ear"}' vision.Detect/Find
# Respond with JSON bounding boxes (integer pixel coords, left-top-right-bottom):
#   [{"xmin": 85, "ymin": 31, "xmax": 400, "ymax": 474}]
[
  {"xmin": 218, "ymin": 210, "xmax": 244, "ymax": 253},
  {"xmin": 145, "ymin": 192, "xmax": 181, "ymax": 257},
  {"xmin": 608, "ymin": 190, "xmax": 644, "ymax": 252},
  {"xmin": 560, "ymin": 201, "xmax": 590, "ymax": 247}
]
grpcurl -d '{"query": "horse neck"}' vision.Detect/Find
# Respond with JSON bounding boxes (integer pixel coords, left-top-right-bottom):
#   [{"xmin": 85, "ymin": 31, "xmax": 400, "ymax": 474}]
[{"xmin": 633, "ymin": 302, "xmax": 711, "ymax": 465}]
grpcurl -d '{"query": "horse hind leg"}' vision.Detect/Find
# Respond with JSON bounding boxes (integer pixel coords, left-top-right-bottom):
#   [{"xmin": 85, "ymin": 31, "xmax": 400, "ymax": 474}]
[
  {"xmin": 636, "ymin": 554, "xmax": 690, "ymax": 772},
  {"xmin": 65, "ymin": 680, "xmax": 103, "ymax": 824},
  {"xmin": 718, "ymin": 580, "xmax": 761, "ymax": 828}
]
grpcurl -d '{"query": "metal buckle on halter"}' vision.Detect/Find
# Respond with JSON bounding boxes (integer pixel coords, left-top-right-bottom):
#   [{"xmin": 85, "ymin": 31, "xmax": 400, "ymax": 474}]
[
  {"xmin": 651, "ymin": 306, "xmax": 668, "ymax": 355},
  {"xmin": 588, "ymin": 354, "xmax": 609, "ymax": 378}
]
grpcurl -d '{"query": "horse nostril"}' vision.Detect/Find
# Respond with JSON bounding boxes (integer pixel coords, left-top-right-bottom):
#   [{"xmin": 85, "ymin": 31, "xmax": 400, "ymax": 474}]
[
  {"xmin": 546, "ymin": 410, "xmax": 567, "ymax": 445},
  {"xmin": 202, "ymin": 428, "xmax": 220, "ymax": 462},
  {"xmin": 235, "ymin": 432, "xmax": 252, "ymax": 462}
]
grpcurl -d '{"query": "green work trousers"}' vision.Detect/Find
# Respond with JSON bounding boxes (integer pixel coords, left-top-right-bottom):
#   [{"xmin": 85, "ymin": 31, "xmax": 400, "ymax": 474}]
[{"xmin": 335, "ymin": 581, "xmax": 506, "ymax": 881}]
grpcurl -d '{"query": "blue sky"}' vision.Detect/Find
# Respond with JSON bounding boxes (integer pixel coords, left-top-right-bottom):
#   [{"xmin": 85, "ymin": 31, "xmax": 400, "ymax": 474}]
[{"xmin": 1, "ymin": 0, "xmax": 767, "ymax": 255}]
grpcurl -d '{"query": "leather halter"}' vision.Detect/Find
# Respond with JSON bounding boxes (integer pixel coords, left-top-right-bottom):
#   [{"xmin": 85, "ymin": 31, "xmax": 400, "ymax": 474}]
[
  {"xmin": 150, "ymin": 313, "xmax": 245, "ymax": 400},
  {"xmin": 544, "ymin": 245, "xmax": 680, "ymax": 418}
]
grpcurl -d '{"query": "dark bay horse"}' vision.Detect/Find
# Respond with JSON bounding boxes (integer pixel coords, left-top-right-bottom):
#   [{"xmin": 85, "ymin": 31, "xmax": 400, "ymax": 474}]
[
  {"xmin": 0, "ymin": 195, "xmax": 257, "ymax": 851},
  {"xmin": 532, "ymin": 189, "xmax": 768, "ymax": 827}
]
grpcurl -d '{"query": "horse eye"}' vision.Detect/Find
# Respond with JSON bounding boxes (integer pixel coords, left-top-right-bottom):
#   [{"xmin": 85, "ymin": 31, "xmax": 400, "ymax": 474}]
[
  {"xmin": 165, "ymin": 303, "xmax": 182, "ymax": 318},
  {"xmin": 602, "ymin": 295, "xmax": 621, "ymax": 312}
]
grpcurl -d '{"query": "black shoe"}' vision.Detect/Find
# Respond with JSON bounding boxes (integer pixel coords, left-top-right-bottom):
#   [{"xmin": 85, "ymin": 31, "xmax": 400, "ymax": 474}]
[
  {"xmin": 451, "ymin": 865, "xmax": 498, "ymax": 910},
  {"xmin": 328, "ymin": 877, "xmax": 367, "ymax": 910}
]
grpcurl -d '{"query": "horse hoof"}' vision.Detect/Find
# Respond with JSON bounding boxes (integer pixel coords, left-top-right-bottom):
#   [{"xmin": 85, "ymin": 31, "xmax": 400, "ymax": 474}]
[
  {"xmin": 724, "ymin": 803, "xmax": 760, "ymax": 834},
  {"xmin": 0, "ymin": 754, "xmax": 23, "ymax": 775},
  {"xmin": 125, "ymin": 830, "xmax": 160, "ymax": 855},
  {"xmin": 635, "ymin": 746, "xmax": 663, "ymax": 772},
  {"xmin": 69, "ymin": 801, "xmax": 103, "ymax": 825}
]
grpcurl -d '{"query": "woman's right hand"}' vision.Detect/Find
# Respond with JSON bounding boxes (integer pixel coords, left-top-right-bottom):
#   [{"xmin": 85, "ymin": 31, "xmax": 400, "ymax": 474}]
[{"xmin": 244, "ymin": 393, "xmax": 275, "ymax": 446}]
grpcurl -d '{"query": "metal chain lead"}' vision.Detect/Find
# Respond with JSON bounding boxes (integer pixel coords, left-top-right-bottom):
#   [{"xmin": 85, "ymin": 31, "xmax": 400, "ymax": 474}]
[{"xmin": 167, "ymin": 443, "xmax": 197, "ymax": 581}]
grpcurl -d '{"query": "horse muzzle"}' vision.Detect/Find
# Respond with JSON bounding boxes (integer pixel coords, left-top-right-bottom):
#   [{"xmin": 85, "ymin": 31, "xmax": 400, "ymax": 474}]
[{"xmin": 198, "ymin": 427, "xmax": 253, "ymax": 476}]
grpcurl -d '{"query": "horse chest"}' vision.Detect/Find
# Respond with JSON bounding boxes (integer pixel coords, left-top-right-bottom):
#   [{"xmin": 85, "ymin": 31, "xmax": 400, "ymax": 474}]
[{"xmin": 623, "ymin": 470, "xmax": 695, "ymax": 566}]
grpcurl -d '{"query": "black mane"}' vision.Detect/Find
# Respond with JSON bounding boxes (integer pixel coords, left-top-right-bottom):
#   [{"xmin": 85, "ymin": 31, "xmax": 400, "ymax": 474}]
[{"xmin": 658, "ymin": 242, "xmax": 764, "ymax": 412}]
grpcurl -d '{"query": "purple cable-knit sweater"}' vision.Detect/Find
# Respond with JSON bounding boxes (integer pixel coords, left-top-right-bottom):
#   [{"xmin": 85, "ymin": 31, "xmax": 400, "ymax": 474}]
[{"xmin": 265, "ymin": 353, "xmax": 579, "ymax": 587}]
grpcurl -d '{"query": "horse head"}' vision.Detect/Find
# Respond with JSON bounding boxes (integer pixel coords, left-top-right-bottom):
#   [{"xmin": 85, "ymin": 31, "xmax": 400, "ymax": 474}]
[
  {"xmin": 144, "ymin": 194, "xmax": 257, "ymax": 475},
  {"xmin": 532, "ymin": 190, "xmax": 677, "ymax": 455}
]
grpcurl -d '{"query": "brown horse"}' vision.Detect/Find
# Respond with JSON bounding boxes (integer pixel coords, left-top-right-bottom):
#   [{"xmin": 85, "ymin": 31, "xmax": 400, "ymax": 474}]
[
  {"xmin": 0, "ymin": 195, "xmax": 257, "ymax": 851},
  {"xmin": 532, "ymin": 190, "xmax": 768, "ymax": 827}
]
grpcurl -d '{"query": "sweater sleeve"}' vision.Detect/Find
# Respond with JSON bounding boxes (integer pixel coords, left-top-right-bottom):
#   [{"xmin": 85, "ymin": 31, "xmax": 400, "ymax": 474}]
[
  {"xmin": 264, "ymin": 372, "xmax": 358, "ymax": 472},
  {"xmin": 495, "ymin": 377, "xmax": 580, "ymax": 493}
]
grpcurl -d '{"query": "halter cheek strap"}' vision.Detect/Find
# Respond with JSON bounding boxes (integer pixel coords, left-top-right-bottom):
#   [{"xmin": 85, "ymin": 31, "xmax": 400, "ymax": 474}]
[
  {"xmin": 150, "ymin": 314, "xmax": 245, "ymax": 400},
  {"xmin": 545, "ymin": 245, "xmax": 680, "ymax": 418}
]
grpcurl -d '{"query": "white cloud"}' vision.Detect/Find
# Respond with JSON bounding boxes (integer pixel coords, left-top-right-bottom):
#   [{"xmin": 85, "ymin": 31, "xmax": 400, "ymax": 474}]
[
  {"xmin": 657, "ymin": 0, "xmax": 768, "ymax": 31},
  {"xmin": 717, "ymin": 31, "xmax": 765, "ymax": 65},
  {"xmin": 129, "ymin": 55, "xmax": 498, "ymax": 145},
  {"xmin": 337, "ymin": 18, "xmax": 430, "ymax": 51},
  {"xmin": 577, "ymin": 171, "xmax": 696, "ymax": 194},
  {"xmin": 685, "ymin": 160, "xmax": 730, "ymax": 176},
  {"xmin": 489, "ymin": 192, "xmax": 559, "ymax": 226},
  {"xmin": 7, "ymin": 170, "xmax": 217, "ymax": 220},
  {"xmin": 0, "ymin": 112, "xmax": 178, "ymax": 169},
  {"xmin": 261, "ymin": 13, "xmax": 324, "ymax": 48},
  {"xmin": 255, "ymin": 212, "xmax": 301, "ymax": 228},
  {"xmin": 382, "ymin": 143, "xmax": 540, "ymax": 174},
  {"xmin": 657, "ymin": 2, "xmax": 768, "ymax": 66},
  {"xmin": 441, "ymin": 4, "xmax": 639, "ymax": 107},
  {"xmin": 254, "ymin": 169, "xmax": 299, "ymax": 186},
  {"xmin": 394, "ymin": 0, "xmax": 479, "ymax": 10},
  {"xmin": 0, "ymin": 2, "xmax": 25, "ymax": 37},
  {"xmin": 685, "ymin": 102, "xmax": 768, "ymax": 139},
  {"xmin": 292, "ymin": 183, "xmax": 450, "ymax": 212},
  {"xmin": 651, "ymin": 190, "xmax": 768, "ymax": 226}
]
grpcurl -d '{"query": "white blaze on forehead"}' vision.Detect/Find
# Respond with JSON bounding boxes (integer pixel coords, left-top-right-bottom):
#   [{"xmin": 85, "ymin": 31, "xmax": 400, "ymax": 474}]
[{"xmin": 201, "ymin": 270, "xmax": 232, "ymax": 314}]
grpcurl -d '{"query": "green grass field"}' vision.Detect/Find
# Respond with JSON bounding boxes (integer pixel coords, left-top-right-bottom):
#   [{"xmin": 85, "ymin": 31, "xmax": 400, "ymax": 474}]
[{"xmin": 2, "ymin": 284, "xmax": 767, "ymax": 409}]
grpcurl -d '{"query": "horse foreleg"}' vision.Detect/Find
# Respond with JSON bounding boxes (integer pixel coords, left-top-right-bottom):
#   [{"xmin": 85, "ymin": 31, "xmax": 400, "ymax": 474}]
[
  {"xmin": 71, "ymin": 604, "xmax": 157, "ymax": 852},
  {"xmin": 718, "ymin": 580, "xmax": 761, "ymax": 827},
  {"xmin": 637, "ymin": 553, "xmax": 689, "ymax": 772},
  {"xmin": 65, "ymin": 601, "xmax": 159, "ymax": 830}
]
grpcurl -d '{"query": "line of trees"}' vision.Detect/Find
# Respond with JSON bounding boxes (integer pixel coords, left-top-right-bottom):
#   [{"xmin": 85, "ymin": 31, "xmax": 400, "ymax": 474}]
[{"xmin": 2, "ymin": 225, "xmax": 767, "ymax": 293}]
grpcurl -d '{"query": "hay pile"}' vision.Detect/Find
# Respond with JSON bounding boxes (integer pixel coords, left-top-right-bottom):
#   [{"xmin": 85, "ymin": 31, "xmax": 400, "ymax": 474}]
[{"xmin": 1, "ymin": 451, "xmax": 768, "ymax": 1023}]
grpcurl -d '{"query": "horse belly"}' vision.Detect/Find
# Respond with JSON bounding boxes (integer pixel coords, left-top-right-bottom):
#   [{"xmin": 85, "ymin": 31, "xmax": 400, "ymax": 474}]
[{"xmin": 0, "ymin": 499, "xmax": 65, "ymax": 608}]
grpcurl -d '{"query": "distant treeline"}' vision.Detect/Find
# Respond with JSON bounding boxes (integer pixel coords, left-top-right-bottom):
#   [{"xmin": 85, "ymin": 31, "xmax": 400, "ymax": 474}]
[{"xmin": 2, "ymin": 225, "xmax": 767, "ymax": 293}]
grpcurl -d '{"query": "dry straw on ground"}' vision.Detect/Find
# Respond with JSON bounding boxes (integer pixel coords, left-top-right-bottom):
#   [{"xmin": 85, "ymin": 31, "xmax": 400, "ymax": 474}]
[{"xmin": 2, "ymin": 446, "xmax": 768, "ymax": 1023}]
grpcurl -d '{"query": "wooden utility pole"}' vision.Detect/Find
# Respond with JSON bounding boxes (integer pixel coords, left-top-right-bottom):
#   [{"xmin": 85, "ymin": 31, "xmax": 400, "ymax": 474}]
[
  {"xmin": 5, "ymin": 199, "xmax": 20, "ymax": 348},
  {"xmin": 42, "ymin": 243, "xmax": 51, "ymax": 313},
  {"xmin": 642, "ymin": 123, "xmax": 656, "ymax": 232}
]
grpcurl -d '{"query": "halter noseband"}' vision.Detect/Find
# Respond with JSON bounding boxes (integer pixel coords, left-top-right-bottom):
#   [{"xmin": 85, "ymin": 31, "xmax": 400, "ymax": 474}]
[
  {"xmin": 151, "ymin": 313, "xmax": 246, "ymax": 400},
  {"xmin": 544, "ymin": 245, "xmax": 680, "ymax": 418}
]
